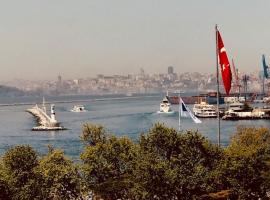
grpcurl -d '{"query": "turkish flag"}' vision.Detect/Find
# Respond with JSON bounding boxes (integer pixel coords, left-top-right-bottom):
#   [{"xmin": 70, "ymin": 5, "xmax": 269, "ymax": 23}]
[{"xmin": 217, "ymin": 31, "xmax": 232, "ymax": 95}]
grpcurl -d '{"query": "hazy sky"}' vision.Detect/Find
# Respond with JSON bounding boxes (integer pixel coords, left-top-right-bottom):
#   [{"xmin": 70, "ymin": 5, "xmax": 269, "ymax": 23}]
[{"xmin": 0, "ymin": 0, "xmax": 269, "ymax": 81}]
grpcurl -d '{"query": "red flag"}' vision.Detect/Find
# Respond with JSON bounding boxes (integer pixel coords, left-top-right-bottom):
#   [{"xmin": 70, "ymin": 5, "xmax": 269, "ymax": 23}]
[{"xmin": 217, "ymin": 31, "xmax": 232, "ymax": 95}]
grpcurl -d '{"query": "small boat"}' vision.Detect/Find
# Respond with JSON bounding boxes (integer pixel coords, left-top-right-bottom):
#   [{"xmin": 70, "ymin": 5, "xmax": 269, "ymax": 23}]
[
  {"xmin": 227, "ymin": 102, "xmax": 246, "ymax": 112},
  {"xmin": 263, "ymin": 96, "xmax": 270, "ymax": 103},
  {"xmin": 158, "ymin": 96, "xmax": 174, "ymax": 113},
  {"xmin": 70, "ymin": 105, "xmax": 86, "ymax": 112},
  {"xmin": 193, "ymin": 101, "xmax": 217, "ymax": 118},
  {"xmin": 126, "ymin": 92, "xmax": 133, "ymax": 97}
]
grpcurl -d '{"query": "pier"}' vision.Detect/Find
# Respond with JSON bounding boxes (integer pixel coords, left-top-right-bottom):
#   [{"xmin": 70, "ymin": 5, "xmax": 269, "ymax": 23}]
[{"xmin": 27, "ymin": 99, "xmax": 66, "ymax": 131}]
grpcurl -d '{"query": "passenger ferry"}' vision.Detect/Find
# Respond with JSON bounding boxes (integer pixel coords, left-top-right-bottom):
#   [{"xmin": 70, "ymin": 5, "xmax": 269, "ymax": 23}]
[{"xmin": 193, "ymin": 101, "xmax": 217, "ymax": 118}]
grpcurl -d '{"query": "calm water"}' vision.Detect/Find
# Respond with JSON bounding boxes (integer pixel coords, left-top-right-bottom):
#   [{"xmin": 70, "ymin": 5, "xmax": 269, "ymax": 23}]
[{"xmin": 0, "ymin": 94, "xmax": 269, "ymax": 160}]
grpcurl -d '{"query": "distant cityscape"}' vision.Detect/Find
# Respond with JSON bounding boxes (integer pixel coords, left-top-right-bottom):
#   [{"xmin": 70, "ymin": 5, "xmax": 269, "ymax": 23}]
[{"xmin": 1, "ymin": 66, "xmax": 269, "ymax": 96}]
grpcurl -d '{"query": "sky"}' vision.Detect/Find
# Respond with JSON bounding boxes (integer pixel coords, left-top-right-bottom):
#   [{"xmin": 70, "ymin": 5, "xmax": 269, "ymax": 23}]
[{"xmin": 0, "ymin": 0, "xmax": 269, "ymax": 81}]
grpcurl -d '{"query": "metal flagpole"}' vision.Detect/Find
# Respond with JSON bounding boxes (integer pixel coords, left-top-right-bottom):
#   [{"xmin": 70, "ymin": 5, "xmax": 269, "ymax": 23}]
[
  {"xmin": 263, "ymin": 72, "xmax": 265, "ymax": 96},
  {"xmin": 215, "ymin": 25, "xmax": 221, "ymax": 147},
  {"xmin": 178, "ymin": 92, "xmax": 181, "ymax": 131}
]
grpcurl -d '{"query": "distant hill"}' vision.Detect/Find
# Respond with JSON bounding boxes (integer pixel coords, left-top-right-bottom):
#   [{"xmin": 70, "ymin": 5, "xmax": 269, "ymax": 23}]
[{"xmin": 0, "ymin": 85, "xmax": 27, "ymax": 97}]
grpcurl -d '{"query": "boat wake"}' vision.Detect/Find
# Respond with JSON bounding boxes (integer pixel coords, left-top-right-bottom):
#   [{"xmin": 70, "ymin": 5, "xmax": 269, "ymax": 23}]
[
  {"xmin": 90, "ymin": 112, "xmax": 154, "ymax": 120},
  {"xmin": 156, "ymin": 111, "xmax": 175, "ymax": 114}
]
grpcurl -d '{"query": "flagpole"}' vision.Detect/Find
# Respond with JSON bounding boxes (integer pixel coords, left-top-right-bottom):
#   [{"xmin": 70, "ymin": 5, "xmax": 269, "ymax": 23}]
[
  {"xmin": 215, "ymin": 24, "xmax": 221, "ymax": 147},
  {"xmin": 178, "ymin": 91, "xmax": 181, "ymax": 131},
  {"xmin": 263, "ymin": 72, "xmax": 265, "ymax": 96}
]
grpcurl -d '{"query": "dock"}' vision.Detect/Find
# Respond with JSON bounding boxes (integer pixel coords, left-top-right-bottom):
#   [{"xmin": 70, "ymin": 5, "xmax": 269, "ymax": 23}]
[
  {"xmin": 27, "ymin": 99, "xmax": 66, "ymax": 131},
  {"xmin": 222, "ymin": 107, "xmax": 270, "ymax": 120}
]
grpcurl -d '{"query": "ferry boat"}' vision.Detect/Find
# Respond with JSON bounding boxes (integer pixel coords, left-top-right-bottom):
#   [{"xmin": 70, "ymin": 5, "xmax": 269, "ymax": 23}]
[
  {"xmin": 70, "ymin": 105, "xmax": 86, "ymax": 112},
  {"xmin": 193, "ymin": 101, "xmax": 217, "ymax": 118},
  {"xmin": 159, "ymin": 96, "xmax": 173, "ymax": 113}
]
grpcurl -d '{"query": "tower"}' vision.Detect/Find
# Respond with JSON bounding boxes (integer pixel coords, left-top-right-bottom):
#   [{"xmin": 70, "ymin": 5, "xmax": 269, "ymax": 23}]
[
  {"xmin": 168, "ymin": 66, "xmax": 174, "ymax": 74},
  {"xmin": 57, "ymin": 75, "xmax": 62, "ymax": 84}
]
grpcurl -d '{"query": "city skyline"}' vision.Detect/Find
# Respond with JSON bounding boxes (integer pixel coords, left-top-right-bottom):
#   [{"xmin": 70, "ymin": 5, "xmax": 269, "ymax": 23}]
[{"xmin": 0, "ymin": 0, "xmax": 269, "ymax": 81}]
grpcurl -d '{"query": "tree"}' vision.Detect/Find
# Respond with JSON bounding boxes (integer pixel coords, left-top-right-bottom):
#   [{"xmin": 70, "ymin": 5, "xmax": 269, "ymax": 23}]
[
  {"xmin": 2, "ymin": 145, "xmax": 41, "ymax": 200},
  {"xmin": 36, "ymin": 147, "xmax": 82, "ymax": 199},
  {"xmin": 80, "ymin": 123, "xmax": 137, "ymax": 200},
  {"xmin": 0, "ymin": 162, "xmax": 11, "ymax": 200},
  {"xmin": 132, "ymin": 123, "xmax": 223, "ymax": 200},
  {"xmin": 80, "ymin": 123, "xmax": 107, "ymax": 146},
  {"xmin": 216, "ymin": 126, "xmax": 270, "ymax": 199}
]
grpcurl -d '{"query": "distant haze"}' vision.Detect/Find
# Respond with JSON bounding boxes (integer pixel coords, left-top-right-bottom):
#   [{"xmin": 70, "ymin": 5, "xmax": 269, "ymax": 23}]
[{"xmin": 0, "ymin": 0, "xmax": 269, "ymax": 81}]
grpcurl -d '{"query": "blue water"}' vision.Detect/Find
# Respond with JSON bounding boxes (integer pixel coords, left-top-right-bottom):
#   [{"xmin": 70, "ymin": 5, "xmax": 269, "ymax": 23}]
[{"xmin": 0, "ymin": 94, "xmax": 269, "ymax": 160}]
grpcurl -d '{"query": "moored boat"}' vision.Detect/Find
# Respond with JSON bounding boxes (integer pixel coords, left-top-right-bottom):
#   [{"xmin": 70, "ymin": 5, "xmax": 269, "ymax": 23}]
[
  {"xmin": 193, "ymin": 101, "xmax": 217, "ymax": 118},
  {"xmin": 222, "ymin": 102, "xmax": 270, "ymax": 120}
]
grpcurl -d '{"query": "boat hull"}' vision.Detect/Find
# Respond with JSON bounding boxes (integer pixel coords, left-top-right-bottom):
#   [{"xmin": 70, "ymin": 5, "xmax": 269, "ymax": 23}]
[
  {"xmin": 32, "ymin": 126, "xmax": 67, "ymax": 131},
  {"xmin": 194, "ymin": 114, "xmax": 217, "ymax": 118},
  {"xmin": 222, "ymin": 116, "xmax": 270, "ymax": 120},
  {"xmin": 157, "ymin": 111, "xmax": 175, "ymax": 114}
]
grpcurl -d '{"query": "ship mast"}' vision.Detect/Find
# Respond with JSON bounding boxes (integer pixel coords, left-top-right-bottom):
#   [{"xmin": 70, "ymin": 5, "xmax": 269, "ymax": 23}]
[{"xmin": 231, "ymin": 59, "xmax": 242, "ymax": 100}]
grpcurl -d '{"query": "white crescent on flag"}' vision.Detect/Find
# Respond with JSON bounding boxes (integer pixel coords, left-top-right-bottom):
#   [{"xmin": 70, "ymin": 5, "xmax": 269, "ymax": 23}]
[{"xmin": 220, "ymin": 47, "xmax": 226, "ymax": 53}]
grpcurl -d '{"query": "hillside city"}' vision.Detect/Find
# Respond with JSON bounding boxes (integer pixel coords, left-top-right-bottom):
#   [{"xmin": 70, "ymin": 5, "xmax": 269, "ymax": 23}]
[{"xmin": 2, "ymin": 66, "xmax": 268, "ymax": 96}]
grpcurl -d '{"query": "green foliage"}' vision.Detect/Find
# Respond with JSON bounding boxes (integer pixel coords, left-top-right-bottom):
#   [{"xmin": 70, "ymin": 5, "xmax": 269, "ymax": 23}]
[
  {"xmin": 0, "ymin": 145, "xmax": 82, "ymax": 200},
  {"xmin": 81, "ymin": 123, "xmax": 137, "ymax": 199},
  {"xmin": 216, "ymin": 126, "xmax": 270, "ymax": 199},
  {"xmin": 227, "ymin": 126, "xmax": 270, "ymax": 156},
  {"xmin": 1, "ymin": 124, "xmax": 270, "ymax": 199},
  {"xmin": 1, "ymin": 145, "xmax": 41, "ymax": 200},
  {"xmin": 37, "ymin": 147, "xmax": 82, "ymax": 199},
  {"xmin": 132, "ymin": 123, "xmax": 223, "ymax": 200},
  {"xmin": 3, "ymin": 145, "xmax": 38, "ymax": 175},
  {"xmin": 80, "ymin": 123, "xmax": 107, "ymax": 146},
  {"xmin": 0, "ymin": 162, "xmax": 11, "ymax": 200}
]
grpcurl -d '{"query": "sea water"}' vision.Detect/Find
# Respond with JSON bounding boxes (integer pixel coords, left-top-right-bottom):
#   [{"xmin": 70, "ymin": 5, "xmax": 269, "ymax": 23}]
[{"xmin": 0, "ymin": 94, "xmax": 269, "ymax": 160}]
